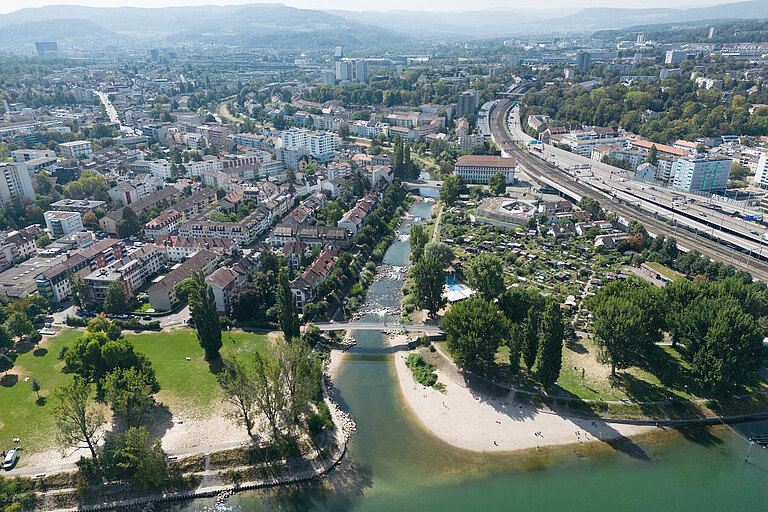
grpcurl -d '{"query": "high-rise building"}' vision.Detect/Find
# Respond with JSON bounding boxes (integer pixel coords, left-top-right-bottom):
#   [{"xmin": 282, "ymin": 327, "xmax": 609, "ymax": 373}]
[
  {"xmin": 334, "ymin": 46, "xmax": 344, "ymax": 61},
  {"xmin": 456, "ymin": 90, "xmax": 479, "ymax": 118},
  {"xmin": 150, "ymin": 49, "xmax": 160, "ymax": 61},
  {"xmin": 672, "ymin": 155, "xmax": 731, "ymax": 193},
  {"xmin": 59, "ymin": 141, "xmax": 93, "ymax": 160},
  {"xmin": 665, "ymin": 50, "xmax": 688, "ymax": 65},
  {"xmin": 576, "ymin": 51, "xmax": 591, "ymax": 73},
  {"xmin": 322, "ymin": 70, "xmax": 336, "ymax": 86},
  {"xmin": 335, "ymin": 60, "xmax": 353, "ymax": 81},
  {"xmin": 34, "ymin": 42, "xmax": 59, "ymax": 56},
  {"xmin": 356, "ymin": 59, "xmax": 369, "ymax": 83},
  {"xmin": 0, "ymin": 163, "xmax": 35, "ymax": 203},
  {"xmin": 753, "ymin": 153, "xmax": 768, "ymax": 188},
  {"xmin": 44, "ymin": 211, "xmax": 83, "ymax": 236}
]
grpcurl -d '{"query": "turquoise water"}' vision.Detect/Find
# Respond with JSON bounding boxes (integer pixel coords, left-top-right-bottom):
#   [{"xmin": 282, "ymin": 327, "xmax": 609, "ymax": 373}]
[{"xmin": 166, "ymin": 198, "xmax": 768, "ymax": 512}]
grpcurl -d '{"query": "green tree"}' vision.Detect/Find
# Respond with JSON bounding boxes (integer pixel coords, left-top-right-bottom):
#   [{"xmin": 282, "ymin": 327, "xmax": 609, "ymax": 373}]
[
  {"xmin": 251, "ymin": 350, "xmax": 286, "ymax": 441},
  {"xmin": 522, "ymin": 308, "xmax": 540, "ymax": 370},
  {"xmin": 187, "ymin": 271, "xmax": 222, "ymax": 362},
  {"xmin": 275, "ymin": 336, "xmax": 322, "ymax": 420},
  {"xmin": 116, "ymin": 207, "xmax": 142, "ymax": 239},
  {"xmin": 67, "ymin": 271, "xmax": 90, "ymax": 309},
  {"xmin": 51, "ymin": 379, "xmax": 106, "ymax": 463},
  {"xmin": 488, "ymin": 172, "xmax": 507, "ymax": 195},
  {"xmin": 507, "ymin": 323, "xmax": 523, "ymax": 374},
  {"xmin": 467, "ymin": 253, "xmax": 505, "ymax": 300},
  {"xmin": 409, "ymin": 223, "xmax": 428, "ymax": 263},
  {"xmin": 276, "ymin": 268, "xmax": 300, "ymax": 341},
  {"xmin": 537, "ymin": 299, "xmax": 563, "ymax": 387},
  {"xmin": 647, "ymin": 144, "xmax": 658, "ymax": 165},
  {"xmin": 423, "ymin": 241, "xmax": 454, "ymax": 269},
  {"xmin": 31, "ymin": 377, "xmax": 41, "ymax": 399},
  {"xmin": 103, "ymin": 281, "xmax": 127, "ymax": 314},
  {"xmin": 103, "ymin": 368, "xmax": 157, "ymax": 425},
  {"xmin": 100, "ymin": 426, "xmax": 167, "ymax": 489},
  {"xmin": 440, "ymin": 174, "xmax": 461, "ymax": 205},
  {"xmin": 217, "ymin": 353, "xmax": 256, "ymax": 437},
  {"xmin": 592, "ymin": 296, "xmax": 643, "ymax": 377},
  {"xmin": 338, "ymin": 122, "xmax": 350, "ymax": 140},
  {"xmin": 0, "ymin": 354, "xmax": 12, "ymax": 375},
  {"xmin": 412, "ymin": 255, "xmax": 446, "ymax": 318},
  {"xmin": 0, "ymin": 326, "xmax": 11, "ymax": 354},
  {"xmin": 6, "ymin": 312, "xmax": 33, "ymax": 341},
  {"xmin": 442, "ymin": 297, "xmax": 510, "ymax": 372}
]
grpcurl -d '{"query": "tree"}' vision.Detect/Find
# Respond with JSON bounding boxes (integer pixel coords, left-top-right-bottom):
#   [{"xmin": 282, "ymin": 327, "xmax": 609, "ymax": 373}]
[
  {"xmin": 442, "ymin": 297, "xmax": 510, "ymax": 372},
  {"xmin": 592, "ymin": 296, "xmax": 643, "ymax": 377},
  {"xmin": 0, "ymin": 326, "xmax": 11, "ymax": 354},
  {"xmin": 692, "ymin": 305, "xmax": 764, "ymax": 394},
  {"xmin": 423, "ymin": 241, "xmax": 454, "ymax": 269},
  {"xmin": 103, "ymin": 368, "xmax": 157, "ymax": 425},
  {"xmin": 440, "ymin": 174, "xmax": 461, "ymax": 205},
  {"xmin": 467, "ymin": 253, "xmax": 505, "ymax": 300},
  {"xmin": 217, "ymin": 353, "xmax": 256, "ymax": 437},
  {"xmin": 488, "ymin": 172, "xmax": 507, "ymax": 195},
  {"xmin": 187, "ymin": 271, "xmax": 222, "ymax": 362},
  {"xmin": 522, "ymin": 308, "xmax": 540, "ymax": 370},
  {"xmin": 67, "ymin": 271, "xmax": 90, "ymax": 309},
  {"xmin": 507, "ymin": 324, "xmax": 523, "ymax": 374},
  {"xmin": 229, "ymin": 281, "xmax": 263, "ymax": 321},
  {"xmin": 82, "ymin": 211, "xmax": 98, "ymax": 228},
  {"xmin": 116, "ymin": 207, "xmax": 141, "ymax": 239},
  {"xmin": 647, "ymin": 144, "xmax": 658, "ymax": 165},
  {"xmin": 412, "ymin": 256, "xmax": 446, "ymax": 318},
  {"xmin": 31, "ymin": 378, "xmax": 41, "ymax": 399},
  {"xmin": 100, "ymin": 427, "xmax": 167, "ymax": 489},
  {"xmin": 0, "ymin": 354, "xmax": 13, "ymax": 375},
  {"xmin": 275, "ymin": 337, "xmax": 322, "ymax": 420},
  {"xmin": 537, "ymin": 299, "xmax": 563, "ymax": 388},
  {"xmin": 251, "ymin": 350, "xmax": 286, "ymax": 441},
  {"xmin": 7, "ymin": 312, "xmax": 33, "ymax": 341},
  {"xmin": 276, "ymin": 268, "xmax": 301, "ymax": 341},
  {"xmin": 338, "ymin": 122, "xmax": 350, "ymax": 140},
  {"xmin": 103, "ymin": 281, "xmax": 127, "ymax": 314},
  {"xmin": 51, "ymin": 379, "xmax": 106, "ymax": 463},
  {"xmin": 409, "ymin": 224, "xmax": 428, "ymax": 263}
]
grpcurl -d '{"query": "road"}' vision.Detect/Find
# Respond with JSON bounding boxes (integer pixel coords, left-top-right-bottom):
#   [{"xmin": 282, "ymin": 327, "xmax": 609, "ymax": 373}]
[
  {"xmin": 490, "ymin": 99, "xmax": 768, "ymax": 281},
  {"xmin": 94, "ymin": 91, "xmax": 134, "ymax": 135},
  {"xmin": 312, "ymin": 322, "xmax": 442, "ymax": 334}
]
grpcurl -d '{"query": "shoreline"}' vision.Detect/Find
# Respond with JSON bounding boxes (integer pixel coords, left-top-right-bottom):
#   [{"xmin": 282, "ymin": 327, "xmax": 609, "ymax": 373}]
[{"xmin": 387, "ymin": 333, "xmax": 656, "ymax": 453}]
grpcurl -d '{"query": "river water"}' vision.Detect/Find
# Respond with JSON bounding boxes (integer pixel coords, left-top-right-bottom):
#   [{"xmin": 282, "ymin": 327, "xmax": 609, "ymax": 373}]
[{"xmin": 166, "ymin": 196, "xmax": 768, "ymax": 512}]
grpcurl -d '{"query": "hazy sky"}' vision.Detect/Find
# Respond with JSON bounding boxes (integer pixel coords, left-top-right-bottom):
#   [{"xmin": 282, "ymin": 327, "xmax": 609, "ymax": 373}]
[{"xmin": 0, "ymin": 0, "xmax": 743, "ymax": 14}]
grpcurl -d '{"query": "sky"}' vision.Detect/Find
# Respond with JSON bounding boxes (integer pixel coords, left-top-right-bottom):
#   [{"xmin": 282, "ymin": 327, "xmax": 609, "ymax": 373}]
[{"xmin": 0, "ymin": 0, "xmax": 746, "ymax": 14}]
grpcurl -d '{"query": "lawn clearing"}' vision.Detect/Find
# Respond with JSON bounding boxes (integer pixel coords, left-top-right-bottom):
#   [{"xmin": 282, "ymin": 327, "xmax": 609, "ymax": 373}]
[
  {"xmin": 644, "ymin": 261, "xmax": 685, "ymax": 282},
  {"xmin": 0, "ymin": 327, "xmax": 271, "ymax": 455}
]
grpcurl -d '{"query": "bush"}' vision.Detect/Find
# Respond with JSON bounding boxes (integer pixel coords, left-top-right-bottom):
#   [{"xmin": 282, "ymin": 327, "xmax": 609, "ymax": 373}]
[
  {"xmin": 114, "ymin": 318, "xmax": 161, "ymax": 331},
  {"xmin": 57, "ymin": 346, "xmax": 69, "ymax": 360},
  {"xmin": 405, "ymin": 353, "xmax": 437, "ymax": 387},
  {"xmin": 65, "ymin": 316, "xmax": 87, "ymax": 327}
]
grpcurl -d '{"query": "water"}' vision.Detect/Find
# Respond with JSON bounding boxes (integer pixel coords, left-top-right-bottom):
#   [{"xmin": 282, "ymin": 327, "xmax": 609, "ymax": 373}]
[{"xmin": 167, "ymin": 199, "xmax": 768, "ymax": 512}]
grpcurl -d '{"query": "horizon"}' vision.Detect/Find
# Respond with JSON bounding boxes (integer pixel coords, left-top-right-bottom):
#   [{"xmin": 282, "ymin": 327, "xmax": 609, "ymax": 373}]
[{"xmin": 0, "ymin": 0, "xmax": 750, "ymax": 15}]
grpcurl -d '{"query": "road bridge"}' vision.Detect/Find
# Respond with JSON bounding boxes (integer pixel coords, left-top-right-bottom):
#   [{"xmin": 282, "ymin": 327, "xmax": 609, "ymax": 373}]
[
  {"xmin": 403, "ymin": 180, "xmax": 444, "ymax": 191},
  {"xmin": 311, "ymin": 322, "xmax": 443, "ymax": 334}
]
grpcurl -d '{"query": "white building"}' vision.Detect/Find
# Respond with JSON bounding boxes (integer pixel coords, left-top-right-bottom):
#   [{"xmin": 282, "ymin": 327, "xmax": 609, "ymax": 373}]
[
  {"xmin": 335, "ymin": 60, "xmax": 353, "ymax": 81},
  {"xmin": 672, "ymin": 155, "xmax": 731, "ymax": 193},
  {"xmin": 0, "ymin": 163, "xmax": 35, "ymax": 202},
  {"xmin": 44, "ymin": 211, "xmax": 84, "ymax": 236},
  {"xmin": 752, "ymin": 153, "xmax": 768, "ymax": 188},
  {"xmin": 356, "ymin": 59, "xmax": 369, "ymax": 83},
  {"xmin": 12, "ymin": 149, "xmax": 56, "ymax": 163},
  {"xmin": 59, "ymin": 140, "xmax": 93, "ymax": 160},
  {"xmin": 455, "ymin": 155, "xmax": 516, "ymax": 185},
  {"xmin": 322, "ymin": 69, "xmax": 336, "ymax": 86}
]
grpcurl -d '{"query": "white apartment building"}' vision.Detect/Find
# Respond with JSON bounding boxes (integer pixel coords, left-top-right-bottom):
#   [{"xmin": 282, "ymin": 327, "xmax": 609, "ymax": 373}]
[
  {"xmin": 455, "ymin": 155, "xmax": 516, "ymax": 185},
  {"xmin": 12, "ymin": 149, "xmax": 56, "ymax": 163},
  {"xmin": 0, "ymin": 163, "xmax": 35, "ymax": 202},
  {"xmin": 281, "ymin": 127, "xmax": 309, "ymax": 149},
  {"xmin": 672, "ymin": 155, "xmax": 731, "ymax": 193},
  {"xmin": 59, "ymin": 140, "xmax": 93, "ymax": 160},
  {"xmin": 44, "ymin": 211, "xmax": 84, "ymax": 236},
  {"xmin": 752, "ymin": 152, "xmax": 768, "ymax": 188}
]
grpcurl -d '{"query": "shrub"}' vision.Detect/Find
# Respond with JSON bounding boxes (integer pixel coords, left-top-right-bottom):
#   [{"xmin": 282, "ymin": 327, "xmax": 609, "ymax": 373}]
[
  {"xmin": 405, "ymin": 353, "xmax": 437, "ymax": 387},
  {"xmin": 65, "ymin": 316, "xmax": 87, "ymax": 327}
]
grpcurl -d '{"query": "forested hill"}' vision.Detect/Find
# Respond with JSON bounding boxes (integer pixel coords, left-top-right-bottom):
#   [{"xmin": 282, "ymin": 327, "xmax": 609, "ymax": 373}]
[{"xmin": 594, "ymin": 19, "xmax": 768, "ymax": 44}]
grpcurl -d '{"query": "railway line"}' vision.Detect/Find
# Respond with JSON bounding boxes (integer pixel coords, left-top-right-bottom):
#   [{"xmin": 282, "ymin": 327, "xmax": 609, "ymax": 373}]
[{"xmin": 489, "ymin": 98, "xmax": 768, "ymax": 282}]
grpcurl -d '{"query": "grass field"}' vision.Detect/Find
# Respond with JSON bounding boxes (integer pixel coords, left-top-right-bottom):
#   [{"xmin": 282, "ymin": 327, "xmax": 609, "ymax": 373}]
[
  {"xmin": 0, "ymin": 328, "xmax": 271, "ymax": 455},
  {"xmin": 644, "ymin": 261, "xmax": 685, "ymax": 282}
]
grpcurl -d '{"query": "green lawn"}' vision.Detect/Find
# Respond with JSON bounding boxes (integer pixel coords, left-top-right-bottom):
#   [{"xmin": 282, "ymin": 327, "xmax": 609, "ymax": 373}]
[
  {"xmin": 0, "ymin": 328, "xmax": 271, "ymax": 455},
  {"xmin": 644, "ymin": 261, "xmax": 685, "ymax": 282}
]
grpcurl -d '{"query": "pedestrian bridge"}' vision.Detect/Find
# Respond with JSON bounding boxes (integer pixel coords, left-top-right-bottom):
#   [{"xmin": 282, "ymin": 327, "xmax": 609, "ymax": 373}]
[
  {"xmin": 402, "ymin": 180, "xmax": 444, "ymax": 191},
  {"xmin": 310, "ymin": 322, "xmax": 443, "ymax": 334}
]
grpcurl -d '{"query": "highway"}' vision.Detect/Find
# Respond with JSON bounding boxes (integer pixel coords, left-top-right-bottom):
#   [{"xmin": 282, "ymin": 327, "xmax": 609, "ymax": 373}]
[{"xmin": 489, "ymin": 99, "xmax": 768, "ymax": 281}]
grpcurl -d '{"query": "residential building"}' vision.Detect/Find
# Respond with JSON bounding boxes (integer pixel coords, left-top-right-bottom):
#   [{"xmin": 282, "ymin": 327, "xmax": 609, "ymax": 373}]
[
  {"xmin": 12, "ymin": 149, "xmax": 55, "ymax": 163},
  {"xmin": 458, "ymin": 135, "xmax": 485, "ymax": 151},
  {"xmin": 282, "ymin": 240, "xmax": 310, "ymax": 268},
  {"xmin": 144, "ymin": 209, "xmax": 183, "ymax": 239},
  {"xmin": 338, "ymin": 194, "xmax": 377, "ymax": 235},
  {"xmin": 0, "ymin": 230, "xmax": 36, "ymax": 270},
  {"xmin": 322, "ymin": 69, "xmax": 336, "ymax": 86},
  {"xmin": 59, "ymin": 141, "xmax": 93, "ymax": 160},
  {"xmin": 205, "ymin": 267, "xmax": 243, "ymax": 314},
  {"xmin": 84, "ymin": 244, "xmax": 164, "ymax": 304},
  {"xmin": 290, "ymin": 247, "xmax": 338, "ymax": 308},
  {"xmin": 335, "ymin": 60, "xmax": 353, "ymax": 81},
  {"xmin": 100, "ymin": 187, "xmax": 181, "ymax": 233},
  {"xmin": 665, "ymin": 50, "xmax": 689, "ymax": 65},
  {"xmin": 44, "ymin": 211, "xmax": 83, "ymax": 236},
  {"xmin": 455, "ymin": 155, "xmax": 516, "ymax": 184},
  {"xmin": 270, "ymin": 224, "xmax": 351, "ymax": 250},
  {"xmin": 155, "ymin": 235, "xmax": 238, "ymax": 262},
  {"xmin": 576, "ymin": 51, "xmax": 591, "ymax": 73},
  {"xmin": 49, "ymin": 199, "xmax": 105, "ymax": 214},
  {"xmin": 456, "ymin": 90, "xmax": 479, "ymax": 118},
  {"xmin": 147, "ymin": 250, "xmax": 219, "ymax": 311},
  {"xmin": 672, "ymin": 155, "xmax": 731, "ymax": 193},
  {"xmin": 0, "ymin": 254, "xmax": 68, "ymax": 299},
  {"xmin": 0, "ymin": 163, "xmax": 35, "ymax": 202},
  {"xmin": 356, "ymin": 59, "xmax": 369, "ymax": 83}
]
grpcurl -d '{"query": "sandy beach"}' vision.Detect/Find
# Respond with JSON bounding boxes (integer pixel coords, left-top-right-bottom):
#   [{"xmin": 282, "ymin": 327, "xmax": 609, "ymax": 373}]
[{"xmin": 388, "ymin": 334, "xmax": 654, "ymax": 452}]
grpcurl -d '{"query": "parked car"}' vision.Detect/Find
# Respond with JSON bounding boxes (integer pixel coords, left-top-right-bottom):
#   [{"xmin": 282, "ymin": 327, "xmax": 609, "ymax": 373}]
[
  {"xmin": 143, "ymin": 316, "xmax": 152, "ymax": 321},
  {"xmin": 3, "ymin": 447, "xmax": 21, "ymax": 470}
]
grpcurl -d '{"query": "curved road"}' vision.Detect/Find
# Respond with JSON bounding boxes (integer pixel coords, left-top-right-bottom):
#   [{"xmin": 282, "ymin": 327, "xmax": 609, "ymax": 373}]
[{"xmin": 489, "ymin": 99, "xmax": 768, "ymax": 281}]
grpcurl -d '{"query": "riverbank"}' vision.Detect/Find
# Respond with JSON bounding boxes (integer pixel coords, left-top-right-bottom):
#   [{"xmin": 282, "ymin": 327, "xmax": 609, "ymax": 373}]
[{"xmin": 388, "ymin": 333, "xmax": 656, "ymax": 453}]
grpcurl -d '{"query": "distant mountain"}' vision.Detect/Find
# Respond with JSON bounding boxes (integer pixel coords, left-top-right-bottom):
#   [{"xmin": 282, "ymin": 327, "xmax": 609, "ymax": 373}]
[
  {"xmin": 0, "ymin": 3, "xmax": 403, "ymax": 49},
  {"xmin": 0, "ymin": 18, "xmax": 114, "ymax": 45}
]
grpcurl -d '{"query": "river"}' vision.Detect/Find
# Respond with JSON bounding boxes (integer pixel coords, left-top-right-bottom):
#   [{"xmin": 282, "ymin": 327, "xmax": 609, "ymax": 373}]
[{"xmin": 165, "ymin": 197, "xmax": 768, "ymax": 512}]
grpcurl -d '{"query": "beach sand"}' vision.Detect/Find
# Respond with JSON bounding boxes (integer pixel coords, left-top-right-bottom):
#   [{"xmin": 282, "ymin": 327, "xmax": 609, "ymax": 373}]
[{"xmin": 388, "ymin": 334, "xmax": 654, "ymax": 453}]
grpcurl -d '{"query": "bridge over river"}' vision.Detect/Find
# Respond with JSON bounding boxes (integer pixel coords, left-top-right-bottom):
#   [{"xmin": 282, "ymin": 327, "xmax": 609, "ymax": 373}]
[{"xmin": 310, "ymin": 322, "xmax": 443, "ymax": 334}]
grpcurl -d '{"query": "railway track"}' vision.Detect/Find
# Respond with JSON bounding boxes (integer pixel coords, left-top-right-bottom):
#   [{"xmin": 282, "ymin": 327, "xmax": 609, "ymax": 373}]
[{"xmin": 489, "ymin": 99, "xmax": 768, "ymax": 282}]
